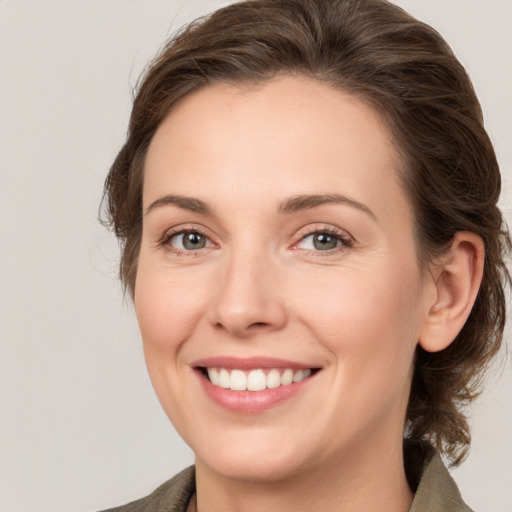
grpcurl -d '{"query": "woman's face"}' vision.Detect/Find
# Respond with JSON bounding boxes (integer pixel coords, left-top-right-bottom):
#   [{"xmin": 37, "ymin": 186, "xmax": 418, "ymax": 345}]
[{"xmin": 136, "ymin": 76, "xmax": 434, "ymax": 482}]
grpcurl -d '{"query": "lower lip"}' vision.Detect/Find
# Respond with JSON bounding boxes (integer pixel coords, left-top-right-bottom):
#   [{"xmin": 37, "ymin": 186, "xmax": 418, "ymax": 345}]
[{"xmin": 195, "ymin": 370, "xmax": 316, "ymax": 413}]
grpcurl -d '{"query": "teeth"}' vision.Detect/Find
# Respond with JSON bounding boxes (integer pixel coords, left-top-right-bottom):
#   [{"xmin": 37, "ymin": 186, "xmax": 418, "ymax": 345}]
[
  {"xmin": 281, "ymin": 369, "xmax": 294, "ymax": 386},
  {"xmin": 266, "ymin": 369, "xmax": 281, "ymax": 389},
  {"xmin": 230, "ymin": 370, "xmax": 247, "ymax": 391},
  {"xmin": 205, "ymin": 367, "xmax": 314, "ymax": 391},
  {"xmin": 247, "ymin": 369, "xmax": 266, "ymax": 391},
  {"xmin": 207, "ymin": 368, "xmax": 219, "ymax": 386},
  {"xmin": 218, "ymin": 368, "xmax": 230, "ymax": 388},
  {"xmin": 293, "ymin": 369, "xmax": 311, "ymax": 382}
]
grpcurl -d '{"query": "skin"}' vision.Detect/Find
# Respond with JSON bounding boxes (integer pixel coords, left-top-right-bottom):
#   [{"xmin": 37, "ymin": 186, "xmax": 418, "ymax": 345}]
[{"xmin": 135, "ymin": 75, "xmax": 482, "ymax": 512}]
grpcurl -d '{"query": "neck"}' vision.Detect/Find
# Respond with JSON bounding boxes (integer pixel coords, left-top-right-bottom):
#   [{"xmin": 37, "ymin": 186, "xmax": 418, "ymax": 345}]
[{"xmin": 194, "ymin": 436, "xmax": 413, "ymax": 512}]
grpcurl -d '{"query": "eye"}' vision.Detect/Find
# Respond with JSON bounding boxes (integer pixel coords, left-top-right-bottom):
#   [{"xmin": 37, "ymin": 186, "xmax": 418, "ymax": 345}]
[
  {"xmin": 295, "ymin": 228, "xmax": 353, "ymax": 252},
  {"xmin": 168, "ymin": 231, "xmax": 213, "ymax": 251}
]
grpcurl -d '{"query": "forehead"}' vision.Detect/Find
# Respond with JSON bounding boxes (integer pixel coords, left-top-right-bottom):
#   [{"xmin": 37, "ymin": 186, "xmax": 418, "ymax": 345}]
[{"xmin": 144, "ymin": 75, "xmax": 410, "ymax": 223}]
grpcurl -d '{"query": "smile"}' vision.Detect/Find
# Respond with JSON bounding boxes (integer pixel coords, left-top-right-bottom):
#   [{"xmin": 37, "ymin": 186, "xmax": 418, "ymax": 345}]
[
  {"xmin": 204, "ymin": 367, "xmax": 313, "ymax": 391},
  {"xmin": 192, "ymin": 357, "xmax": 320, "ymax": 413}
]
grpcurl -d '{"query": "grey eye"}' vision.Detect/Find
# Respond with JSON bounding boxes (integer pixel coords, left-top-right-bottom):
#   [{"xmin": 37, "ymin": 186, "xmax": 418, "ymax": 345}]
[
  {"xmin": 172, "ymin": 232, "xmax": 208, "ymax": 251},
  {"xmin": 312, "ymin": 233, "xmax": 339, "ymax": 250},
  {"xmin": 296, "ymin": 231, "xmax": 345, "ymax": 251}
]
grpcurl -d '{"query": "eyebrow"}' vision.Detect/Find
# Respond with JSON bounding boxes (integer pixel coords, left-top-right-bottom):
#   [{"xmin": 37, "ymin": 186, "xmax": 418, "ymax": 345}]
[
  {"xmin": 145, "ymin": 195, "xmax": 214, "ymax": 216},
  {"xmin": 279, "ymin": 193, "xmax": 376, "ymax": 219},
  {"xmin": 144, "ymin": 192, "xmax": 376, "ymax": 220}
]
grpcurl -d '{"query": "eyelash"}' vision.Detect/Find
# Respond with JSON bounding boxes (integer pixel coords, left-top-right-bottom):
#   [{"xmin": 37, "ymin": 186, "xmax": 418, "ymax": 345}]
[{"xmin": 158, "ymin": 225, "xmax": 354, "ymax": 257}]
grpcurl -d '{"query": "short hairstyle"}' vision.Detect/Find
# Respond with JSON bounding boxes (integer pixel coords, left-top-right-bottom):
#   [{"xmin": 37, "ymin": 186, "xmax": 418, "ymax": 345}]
[{"xmin": 102, "ymin": 0, "xmax": 510, "ymax": 465}]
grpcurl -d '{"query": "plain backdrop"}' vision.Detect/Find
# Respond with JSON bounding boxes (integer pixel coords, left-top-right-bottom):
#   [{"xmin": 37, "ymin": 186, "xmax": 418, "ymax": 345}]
[{"xmin": 1, "ymin": 1, "xmax": 511, "ymax": 511}]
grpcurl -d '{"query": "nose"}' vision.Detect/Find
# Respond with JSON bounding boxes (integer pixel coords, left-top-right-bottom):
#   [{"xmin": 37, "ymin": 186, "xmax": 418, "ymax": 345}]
[{"xmin": 209, "ymin": 249, "xmax": 288, "ymax": 338}]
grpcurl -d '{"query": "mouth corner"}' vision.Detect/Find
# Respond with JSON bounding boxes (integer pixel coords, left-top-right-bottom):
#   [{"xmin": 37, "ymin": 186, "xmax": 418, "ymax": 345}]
[{"xmin": 196, "ymin": 366, "xmax": 209, "ymax": 379}]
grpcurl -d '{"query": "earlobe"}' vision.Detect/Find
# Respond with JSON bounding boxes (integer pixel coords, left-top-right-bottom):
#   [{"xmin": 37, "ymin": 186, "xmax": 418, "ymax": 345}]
[{"xmin": 419, "ymin": 232, "xmax": 485, "ymax": 353}]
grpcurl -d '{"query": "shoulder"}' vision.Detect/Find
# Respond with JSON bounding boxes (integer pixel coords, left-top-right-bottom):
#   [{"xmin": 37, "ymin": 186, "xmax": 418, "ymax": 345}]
[
  {"xmin": 407, "ymin": 442, "xmax": 474, "ymax": 512},
  {"xmin": 99, "ymin": 466, "xmax": 195, "ymax": 512}
]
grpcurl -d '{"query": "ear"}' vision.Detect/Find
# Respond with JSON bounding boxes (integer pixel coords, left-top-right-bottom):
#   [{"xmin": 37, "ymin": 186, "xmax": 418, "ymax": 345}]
[{"xmin": 419, "ymin": 232, "xmax": 485, "ymax": 353}]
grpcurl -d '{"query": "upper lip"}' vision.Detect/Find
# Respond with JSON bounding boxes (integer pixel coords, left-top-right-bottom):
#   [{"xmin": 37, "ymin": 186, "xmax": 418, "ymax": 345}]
[{"xmin": 191, "ymin": 356, "xmax": 319, "ymax": 370}]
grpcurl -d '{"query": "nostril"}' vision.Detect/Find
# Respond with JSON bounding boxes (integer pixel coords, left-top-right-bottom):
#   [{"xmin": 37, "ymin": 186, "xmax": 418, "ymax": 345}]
[{"xmin": 248, "ymin": 322, "xmax": 269, "ymax": 329}]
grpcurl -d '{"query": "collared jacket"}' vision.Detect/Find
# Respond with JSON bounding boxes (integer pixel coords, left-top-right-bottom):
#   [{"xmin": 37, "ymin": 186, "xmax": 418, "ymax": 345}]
[{"xmin": 101, "ymin": 442, "xmax": 473, "ymax": 512}]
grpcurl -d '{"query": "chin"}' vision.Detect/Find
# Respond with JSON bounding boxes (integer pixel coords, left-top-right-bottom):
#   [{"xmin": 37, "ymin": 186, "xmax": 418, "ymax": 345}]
[
  {"xmin": 200, "ymin": 454, "xmax": 305, "ymax": 484},
  {"xmin": 193, "ymin": 430, "xmax": 310, "ymax": 483}
]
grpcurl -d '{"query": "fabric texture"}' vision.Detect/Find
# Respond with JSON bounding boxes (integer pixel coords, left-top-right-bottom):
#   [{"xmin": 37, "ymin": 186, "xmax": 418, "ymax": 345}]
[
  {"xmin": 409, "ymin": 453, "xmax": 473, "ymax": 512},
  {"xmin": 100, "ymin": 444, "xmax": 473, "ymax": 512},
  {"xmin": 100, "ymin": 467, "xmax": 196, "ymax": 512}
]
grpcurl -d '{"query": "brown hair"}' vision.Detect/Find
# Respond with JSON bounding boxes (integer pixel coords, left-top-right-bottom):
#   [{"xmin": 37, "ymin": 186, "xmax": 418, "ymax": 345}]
[{"xmin": 102, "ymin": 0, "xmax": 510, "ymax": 465}]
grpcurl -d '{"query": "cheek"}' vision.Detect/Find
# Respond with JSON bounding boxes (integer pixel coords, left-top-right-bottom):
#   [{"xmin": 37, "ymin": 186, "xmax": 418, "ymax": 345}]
[
  {"xmin": 133, "ymin": 259, "xmax": 212, "ymax": 432},
  {"xmin": 293, "ymin": 262, "xmax": 423, "ymax": 373},
  {"xmin": 134, "ymin": 260, "xmax": 210, "ymax": 354}
]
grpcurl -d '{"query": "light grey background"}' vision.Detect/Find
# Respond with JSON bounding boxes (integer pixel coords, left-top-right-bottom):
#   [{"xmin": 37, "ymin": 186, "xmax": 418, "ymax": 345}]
[{"xmin": 1, "ymin": 1, "xmax": 511, "ymax": 511}]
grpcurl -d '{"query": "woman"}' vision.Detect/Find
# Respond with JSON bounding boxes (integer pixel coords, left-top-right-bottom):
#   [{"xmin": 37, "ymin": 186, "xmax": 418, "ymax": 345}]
[{"xmin": 101, "ymin": 0, "xmax": 510, "ymax": 510}]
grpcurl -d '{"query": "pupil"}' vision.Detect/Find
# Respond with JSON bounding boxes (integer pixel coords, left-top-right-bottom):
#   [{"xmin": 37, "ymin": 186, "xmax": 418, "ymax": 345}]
[
  {"xmin": 313, "ymin": 233, "xmax": 337, "ymax": 250},
  {"xmin": 183, "ymin": 232, "xmax": 205, "ymax": 250}
]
